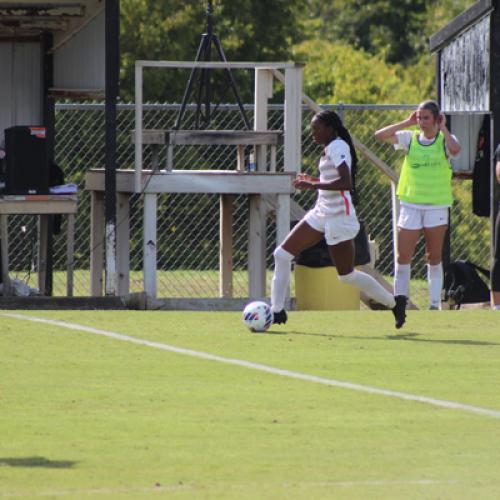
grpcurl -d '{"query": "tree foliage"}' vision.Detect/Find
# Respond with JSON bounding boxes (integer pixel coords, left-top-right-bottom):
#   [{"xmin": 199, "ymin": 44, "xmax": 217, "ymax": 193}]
[
  {"xmin": 302, "ymin": 0, "xmax": 475, "ymax": 65},
  {"xmin": 119, "ymin": 0, "xmax": 476, "ymax": 105},
  {"xmin": 293, "ymin": 40, "xmax": 422, "ymax": 104},
  {"xmin": 120, "ymin": 0, "xmax": 303, "ymax": 102}
]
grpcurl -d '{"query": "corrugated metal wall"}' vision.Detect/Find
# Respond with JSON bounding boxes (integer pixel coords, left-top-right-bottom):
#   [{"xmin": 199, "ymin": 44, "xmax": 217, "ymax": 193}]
[
  {"xmin": 53, "ymin": 10, "xmax": 105, "ymax": 91},
  {"xmin": 0, "ymin": 41, "xmax": 42, "ymax": 146},
  {"xmin": 440, "ymin": 15, "xmax": 490, "ymax": 113}
]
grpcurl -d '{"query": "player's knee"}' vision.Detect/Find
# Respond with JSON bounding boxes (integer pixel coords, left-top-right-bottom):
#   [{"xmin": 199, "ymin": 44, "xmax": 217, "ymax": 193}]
[
  {"xmin": 425, "ymin": 253, "xmax": 441, "ymax": 265},
  {"xmin": 338, "ymin": 271, "xmax": 356, "ymax": 285},
  {"xmin": 273, "ymin": 246, "xmax": 294, "ymax": 263},
  {"xmin": 396, "ymin": 253, "xmax": 412, "ymax": 265}
]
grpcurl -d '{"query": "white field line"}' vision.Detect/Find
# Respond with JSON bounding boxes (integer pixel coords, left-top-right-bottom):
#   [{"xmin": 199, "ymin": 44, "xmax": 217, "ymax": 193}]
[
  {"xmin": 3, "ymin": 312, "xmax": 500, "ymax": 420},
  {"xmin": 0, "ymin": 484, "xmax": 189, "ymax": 497},
  {"xmin": 0, "ymin": 479, "xmax": 458, "ymax": 497}
]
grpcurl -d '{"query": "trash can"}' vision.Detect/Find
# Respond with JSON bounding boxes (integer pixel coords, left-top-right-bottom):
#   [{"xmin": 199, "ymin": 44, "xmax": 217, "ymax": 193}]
[
  {"xmin": 294, "ymin": 223, "xmax": 371, "ymax": 311},
  {"xmin": 295, "ymin": 264, "xmax": 360, "ymax": 310}
]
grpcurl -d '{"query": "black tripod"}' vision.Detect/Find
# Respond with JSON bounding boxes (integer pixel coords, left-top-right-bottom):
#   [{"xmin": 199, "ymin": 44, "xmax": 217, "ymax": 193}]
[{"xmin": 174, "ymin": 0, "xmax": 251, "ymax": 130}]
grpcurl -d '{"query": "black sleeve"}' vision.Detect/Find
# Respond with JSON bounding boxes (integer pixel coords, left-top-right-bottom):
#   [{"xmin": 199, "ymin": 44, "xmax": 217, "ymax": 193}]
[{"xmin": 495, "ymin": 144, "xmax": 500, "ymax": 162}]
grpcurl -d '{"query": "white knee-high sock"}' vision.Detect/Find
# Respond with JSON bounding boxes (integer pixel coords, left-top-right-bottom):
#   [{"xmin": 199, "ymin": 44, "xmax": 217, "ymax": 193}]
[
  {"xmin": 428, "ymin": 263, "xmax": 443, "ymax": 309},
  {"xmin": 271, "ymin": 246, "xmax": 294, "ymax": 312},
  {"xmin": 339, "ymin": 270, "xmax": 396, "ymax": 309},
  {"xmin": 394, "ymin": 263, "xmax": 411, "ymax": 297}
]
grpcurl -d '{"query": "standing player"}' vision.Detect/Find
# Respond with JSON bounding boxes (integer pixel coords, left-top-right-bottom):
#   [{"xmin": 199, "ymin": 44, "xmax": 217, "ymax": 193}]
[
  {"xmin": 374, "ymin": 100, "xmax": 461, "ymax": 311},
  {"xmin": 271, "ymin": 110, "xmax": 406, "ymax": 328},
  {"xmin": 491, "ymin": 143, "xmax": 500, "ymax": 309}
]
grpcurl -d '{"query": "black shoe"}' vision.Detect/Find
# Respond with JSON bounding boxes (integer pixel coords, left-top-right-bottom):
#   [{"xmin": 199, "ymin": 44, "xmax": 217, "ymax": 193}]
[
  {"xmin": 392, "ymin": 295, "xmax": 407, "ymax": 329},
  {"xmin": 273, "ymin": 309, "xmax": 288, "ymax": 325}
]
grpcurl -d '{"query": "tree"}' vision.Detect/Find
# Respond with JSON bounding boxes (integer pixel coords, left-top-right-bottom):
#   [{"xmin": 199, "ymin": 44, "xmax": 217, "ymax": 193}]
[
  {"xmin": 292, "ymin": 39, "xmax": 421, "ymax": 104},
  {"xmin": 302, "ymin": 0, "xmax": 475, "ymax": 66},
  {"xmin": 120, "ymin": 0, "xmax": 303, "ymax": 102}
]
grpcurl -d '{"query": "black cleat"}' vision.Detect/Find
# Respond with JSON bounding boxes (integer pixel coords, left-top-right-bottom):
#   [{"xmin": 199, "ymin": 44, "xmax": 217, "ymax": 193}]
[
  {"xmin": 392, "ymin": 295, "xmax": 407, "ymax": 329},
  {"xmin": 273, "ymin": 309, "xmax": 288, "ymax": 325}
]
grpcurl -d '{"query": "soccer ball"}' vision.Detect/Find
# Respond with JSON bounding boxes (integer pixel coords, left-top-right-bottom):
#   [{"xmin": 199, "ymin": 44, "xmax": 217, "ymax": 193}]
[{"xmin": 242, "ymin": 301, "xmax": 273, "ymax": 332}]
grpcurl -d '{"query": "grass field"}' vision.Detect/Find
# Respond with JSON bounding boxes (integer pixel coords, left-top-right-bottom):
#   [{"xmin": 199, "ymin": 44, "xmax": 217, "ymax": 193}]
[{"xmin": 1, "ymin": 309, "xmax": 500, "ymax": 499}]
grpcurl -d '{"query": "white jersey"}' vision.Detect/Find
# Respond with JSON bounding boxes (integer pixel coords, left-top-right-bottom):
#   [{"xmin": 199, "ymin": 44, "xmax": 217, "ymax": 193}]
[{"xmin": 313, "ymin": 138, "xmax": 356, "ymax": 217}]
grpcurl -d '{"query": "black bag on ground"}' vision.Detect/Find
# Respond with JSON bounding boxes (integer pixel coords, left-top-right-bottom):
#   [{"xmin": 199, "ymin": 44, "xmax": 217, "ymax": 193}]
[
  {"xmin": 443, "ymin": 260, "xmax": 490, "ymax": 308},
  {"xmin": 296, "ymin": 220, "xmax": 371, "ymax": 268}
]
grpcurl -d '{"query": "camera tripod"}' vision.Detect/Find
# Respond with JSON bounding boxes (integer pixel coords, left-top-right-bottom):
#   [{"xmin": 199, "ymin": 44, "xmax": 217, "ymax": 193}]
[{"xmin": 174, "ymin": 0, "xmax": 251, "ymax": 130}]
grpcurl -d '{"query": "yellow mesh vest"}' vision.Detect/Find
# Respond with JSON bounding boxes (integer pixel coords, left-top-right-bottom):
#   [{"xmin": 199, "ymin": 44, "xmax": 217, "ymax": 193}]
[{"xmin": 397, "ymin": 131, "xmax": 453, "ymax": 205}]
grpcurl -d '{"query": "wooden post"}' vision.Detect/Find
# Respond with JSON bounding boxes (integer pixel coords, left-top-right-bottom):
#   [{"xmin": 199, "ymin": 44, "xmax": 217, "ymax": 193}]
[
  {"xmin": 236, "ymin": 145, "xmax": 245, "ymax": 171},
  {"xmin": 38, "ymin": 215, "xmax": 49, "ymax": 295},
  {"xmin": 134, "ymin": 62, "xmax": 143, "ymax": 192},
  {"xmin": 254, "ymin": 68, "xmax": 273, "ymax": 170},
  {"xmin": 66, "ymin": 213, "xmax": 75, "ymax": 297},
  {"xmin": 276, "ymin": 194, "xmax": 291, "ymax": 248},
  {"xmin": 90, "ymin": 191, "xmax": 105, "ymax": 296},
  {"xmin": 117, "ymin": 192, "xmax": 130, "ymax": 296},
  {"xmin": 0, "ymin": 215, "xmax": 10, "ymax": 295},
  {"xmin": 248, "ymin": 194, "xmax": 266, "ymax": 298},
  {"xmin": 284, "ymin": 65, "xmax": 302, "ymax": 174},
  {"xmin": 143, "ymin": 193, "xmax": 157, "ymax": 298},
  {"xmin": 166, "ymin": 144, "xmax": 173, "ymax": 171},
  {"xmin": 270, "ymin": 145, "xmax": 277, "ymax": 172},
  {"xmin": 219, "ymin": 194, "xmax": 233, "ymax": 298}
]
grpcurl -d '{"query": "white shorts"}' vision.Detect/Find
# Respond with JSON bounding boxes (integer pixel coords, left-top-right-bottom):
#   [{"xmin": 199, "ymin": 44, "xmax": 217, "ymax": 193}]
[
  {"xmin": 398, "ymin": 205, "xmax": 449, "ymax": 230},
  {"xmin": 304, "ymin": 210, "xmax": 360, "ymax": 246}
]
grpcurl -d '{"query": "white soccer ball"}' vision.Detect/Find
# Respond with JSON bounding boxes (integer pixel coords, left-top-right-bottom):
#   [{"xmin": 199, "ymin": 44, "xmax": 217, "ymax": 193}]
[{"xmin": 242, "ymin": 301, "xmax": 273, "ymax": 332}]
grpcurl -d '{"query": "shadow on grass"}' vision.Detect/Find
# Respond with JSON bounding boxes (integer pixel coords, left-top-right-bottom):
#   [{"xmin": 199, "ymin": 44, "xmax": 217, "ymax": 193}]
[
  {"xmin": 0, "ymin": 456, "xmax": 78, "ymax": 468},
  {"xmin": 385, "ymin": 332, "xmax": 500, "ymax": 346},
  {"xmin": 264, "ymin": 329, "xmax": 288, "ymax": 335},
  {"xmin": 282, "ymin": 330, "xmax": 500, "ymax": 347}
]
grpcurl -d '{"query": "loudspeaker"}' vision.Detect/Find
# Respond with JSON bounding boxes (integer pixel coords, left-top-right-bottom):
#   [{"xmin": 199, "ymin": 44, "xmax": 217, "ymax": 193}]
[{"xmin": 5, "ymin": 126, "xmax": 49, "ymax": 195}]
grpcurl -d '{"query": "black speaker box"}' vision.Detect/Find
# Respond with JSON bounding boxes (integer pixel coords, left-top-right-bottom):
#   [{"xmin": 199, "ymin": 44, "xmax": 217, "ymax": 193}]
[{"xmin": 5, "ymin": 126, "xmax": 49, "ymax": 195}]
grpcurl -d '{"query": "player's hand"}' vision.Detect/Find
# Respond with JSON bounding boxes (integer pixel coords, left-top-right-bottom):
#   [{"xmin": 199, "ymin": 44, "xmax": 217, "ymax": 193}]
[
  {"xmin": 293, "ymin": 175, "xmax": 317, "ymax": 190},
  {"xmin": 295, "ymin": 173, "xmax": 316, "ymax": 182},
  {"xmin": 438, "ymin": 112, "xmax": 447, "ymax": 131},
  {"xmin": 407, "ymin": 111, "xmax": 418, "ymax": 125}
]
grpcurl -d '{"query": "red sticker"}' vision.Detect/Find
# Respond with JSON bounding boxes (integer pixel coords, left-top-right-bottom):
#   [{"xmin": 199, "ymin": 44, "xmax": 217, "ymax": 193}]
[{"xmin": 30, "ymin": 127, "xmax": 46, "ymax": 139}]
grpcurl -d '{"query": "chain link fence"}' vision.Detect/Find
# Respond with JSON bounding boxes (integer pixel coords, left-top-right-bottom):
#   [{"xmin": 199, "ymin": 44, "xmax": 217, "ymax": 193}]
[{"xmin": 7, "ymin": 103, "xmax": 491, "ymax": 309}]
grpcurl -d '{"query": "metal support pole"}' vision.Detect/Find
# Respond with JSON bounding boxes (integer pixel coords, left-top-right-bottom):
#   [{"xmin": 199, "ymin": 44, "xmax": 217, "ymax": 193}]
[{"xmin": 104, "ymin": 0, "xmax": 119, "ymax": 295}]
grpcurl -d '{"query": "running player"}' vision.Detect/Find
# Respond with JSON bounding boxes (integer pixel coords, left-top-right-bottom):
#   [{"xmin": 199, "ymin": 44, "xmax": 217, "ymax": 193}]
[{"xmin": 271, "ymin": 110, "xmax": 406, "ymax": 328}]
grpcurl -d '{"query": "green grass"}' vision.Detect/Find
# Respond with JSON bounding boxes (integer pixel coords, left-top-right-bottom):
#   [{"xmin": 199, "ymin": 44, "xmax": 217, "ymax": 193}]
[{"xmin": 1, "ymin": 310, "xmax": 500, "ymax": 499}]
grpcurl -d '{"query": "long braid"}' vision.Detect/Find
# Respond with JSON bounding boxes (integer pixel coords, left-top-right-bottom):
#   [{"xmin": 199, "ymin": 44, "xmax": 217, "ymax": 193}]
[{"xmin": 315, "ymin": 110, "xmax": 358, "ymax": 205}]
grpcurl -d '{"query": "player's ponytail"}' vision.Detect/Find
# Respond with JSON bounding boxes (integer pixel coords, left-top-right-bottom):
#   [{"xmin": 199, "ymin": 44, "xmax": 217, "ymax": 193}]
[{"xmin": 315, "ymin": 109, "xmax": 358, "ymax": 205}]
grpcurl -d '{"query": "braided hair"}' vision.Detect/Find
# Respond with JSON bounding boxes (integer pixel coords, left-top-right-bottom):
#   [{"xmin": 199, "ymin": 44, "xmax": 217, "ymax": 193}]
[{"xmin": 314, "ymin": 109, "xmax": 358, "ymax": 205}]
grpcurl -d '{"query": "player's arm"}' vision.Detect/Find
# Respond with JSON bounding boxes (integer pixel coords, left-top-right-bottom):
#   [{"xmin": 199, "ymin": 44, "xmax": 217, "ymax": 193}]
[
  {"xmin": 496, "ymin": 159, "xmax": 500, "ymax": 184},
  {"xmin": 439, "ymin": 113, "xmax": 461, "ymax": 156},
  {"xmin": 374, "ymin": 111, "xmax": 418, "ymax": 145},
  {"xmin": 293, "ymin": 163, "xmax": 351, "ymax": 191}
]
